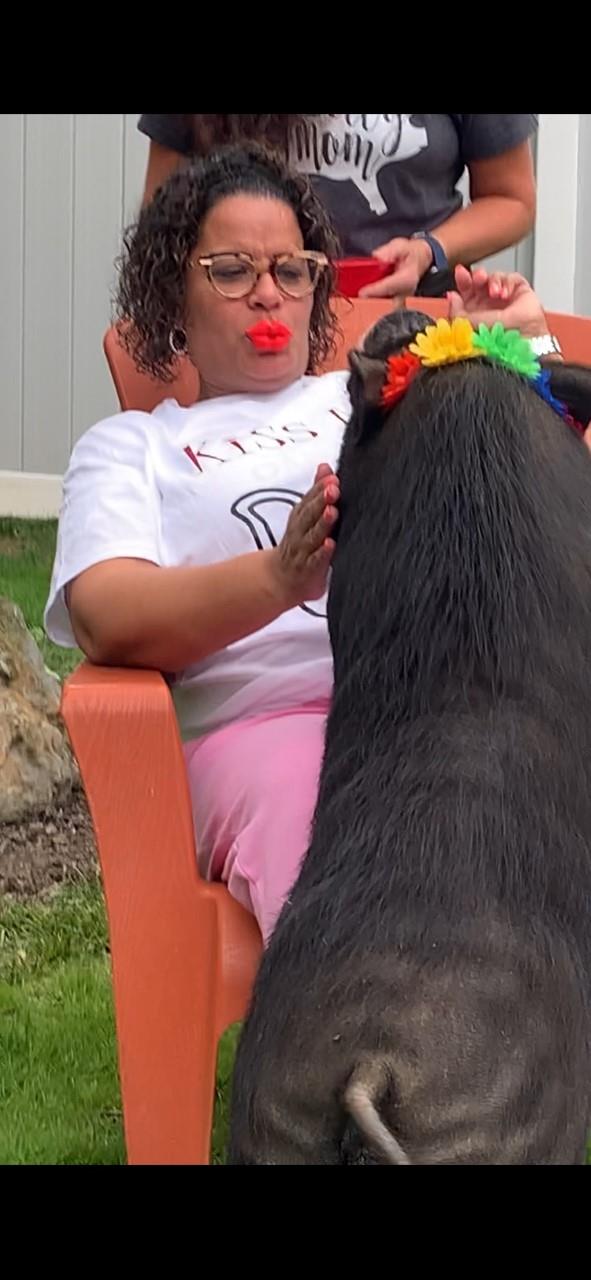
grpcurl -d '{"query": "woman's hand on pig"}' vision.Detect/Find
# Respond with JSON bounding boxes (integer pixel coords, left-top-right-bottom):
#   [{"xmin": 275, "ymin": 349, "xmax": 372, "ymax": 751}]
[
  {"xmin": 271, "ymin": 464, "xmax": 339, "ymax": 606},
  {"xmin": 448, "ymin": 265, "xmax": 550, "ymax": 339}
]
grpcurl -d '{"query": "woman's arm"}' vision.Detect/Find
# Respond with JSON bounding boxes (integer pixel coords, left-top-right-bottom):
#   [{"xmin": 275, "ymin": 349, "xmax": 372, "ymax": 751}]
[
  {"xmin": 433, "ymin": 142, "xmax": 536, "ymax": 267},
  {"xmin": 70, "ymin": 553, "xmax": 292, "ymax": 670},
  {"xmin": 68, "ymin": 467, "xmax": 338, "ymax": 671},
  {"xmin": 362, "ymin": 140, "xmax": 536, "ymax": 300},
  {"xmin": 142, "ymin": 139, "xmax": 185, "ymax": 206}
]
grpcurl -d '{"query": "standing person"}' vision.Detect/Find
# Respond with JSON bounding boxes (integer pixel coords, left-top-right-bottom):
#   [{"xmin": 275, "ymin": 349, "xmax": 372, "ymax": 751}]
[{"xmin": 138, "ymin": 113, "xmax": 537, "ymax": 299}]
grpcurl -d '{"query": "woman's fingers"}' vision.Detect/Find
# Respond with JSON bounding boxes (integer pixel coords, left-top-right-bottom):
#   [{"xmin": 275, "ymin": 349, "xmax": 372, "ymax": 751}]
[
  {"xmin": 488, "ymin": 271, "xmax": 526, "ymax": 302},
  {"xmin": 276, "ymin": 468, "xmax": 341, "ymax": 604},
  {"xmin": 306, "ymin": 504, "xmax": 338, "ymax": 552},
  {"xmin": 314, "ymin": 464, "xmax": 339, "ymax": 502},
  {"xmin": 447, "ymin": 290, "xmax": 463, "ymax": 318},
  {"xmin": 295, "ymin": 481, "xmax": 339, "ymax": 544},
  {"xmin": 372, "ymin": 237, "xmax": 408, "ymax": 265},
  {"xmin": 454, "ymin": 263, "xmax": 472, "ymax": 289},
  {"xmin": 308, "ymin": 537, "xmax": 336, "ymax": 574},
  {"xmin": 360, "ymin": 269, "xmax": 412, "ymax": 300},
  {"xmin": 488, "ymin": 273, "xmax": 506, "ymax": 299},
  {"xmin": 315, "ymin": 462, "xmax": 334, "ymax": 482},
  {"xmin": 454, "ymin": 264, "xmax": 476, "ymax": 300}
]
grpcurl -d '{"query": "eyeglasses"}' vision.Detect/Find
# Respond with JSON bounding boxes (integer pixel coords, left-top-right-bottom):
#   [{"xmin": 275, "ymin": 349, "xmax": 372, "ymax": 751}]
[{"xmin": 193, "ymin": 251, "xmax": 329, "ymax": 300}]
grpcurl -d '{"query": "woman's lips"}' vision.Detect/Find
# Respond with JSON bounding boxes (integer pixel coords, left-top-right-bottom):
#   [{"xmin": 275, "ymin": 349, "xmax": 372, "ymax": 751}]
[{"xmin": 246, "ymin": 320, "xmax": 293, "ymax": 353}]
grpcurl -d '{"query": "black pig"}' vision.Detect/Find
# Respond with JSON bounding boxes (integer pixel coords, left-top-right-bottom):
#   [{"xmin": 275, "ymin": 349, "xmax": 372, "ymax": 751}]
[{"xmin": 229, "ymin": 310, "xmax": 591, "ymax": 1165}]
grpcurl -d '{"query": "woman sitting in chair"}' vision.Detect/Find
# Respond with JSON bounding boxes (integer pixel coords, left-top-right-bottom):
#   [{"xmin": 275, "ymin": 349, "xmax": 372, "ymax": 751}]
[{"xmin": 45, "ymin": 144, "xmax": 585, "ymax": 942}]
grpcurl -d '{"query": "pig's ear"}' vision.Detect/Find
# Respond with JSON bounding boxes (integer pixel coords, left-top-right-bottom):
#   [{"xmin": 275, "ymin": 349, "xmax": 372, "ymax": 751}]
[
  {"xmin": 348, "ymin": 350, "xmax": 386, "ymax": 409},
  {"xmin": 346, "ymin": 351, "xmax": 386, "ymax": 447},
  {"xmin": 546, "ymin": 362, "xmax": 591, "ymax": 429}
]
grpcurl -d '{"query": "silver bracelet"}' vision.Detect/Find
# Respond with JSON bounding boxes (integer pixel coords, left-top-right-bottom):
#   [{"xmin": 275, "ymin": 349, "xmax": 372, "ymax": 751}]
[{"xmin": 529, "ymin": 334, "xmax": 562, "ymax": 358}]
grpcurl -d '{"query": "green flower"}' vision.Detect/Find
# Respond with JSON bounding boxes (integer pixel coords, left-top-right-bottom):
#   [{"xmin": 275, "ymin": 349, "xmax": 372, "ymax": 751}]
[{"xmin": 472, "ymin": 323, "xmax": 541, "ymax": 380}]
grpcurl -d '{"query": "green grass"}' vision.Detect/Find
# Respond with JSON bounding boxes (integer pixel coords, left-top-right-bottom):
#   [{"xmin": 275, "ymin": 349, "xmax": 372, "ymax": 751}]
[
  {"xmin": 0, "ymin": 518, "xmax": 234, "ymax": 1164},
  {"xmin": 0, "ymin": 517, "xmax": 81, "ymax": 679},
  {"xmin": 0, "ymin": 885, "xmax": 234, "ymax": 1164},
  {"xmin": 0, "ymin": 884, "xmax": 123, "ymax": 1164}
]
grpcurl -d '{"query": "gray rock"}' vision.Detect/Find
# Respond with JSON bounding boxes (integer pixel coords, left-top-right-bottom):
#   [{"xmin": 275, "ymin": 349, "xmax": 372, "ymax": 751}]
[{"xmin": 0, "ymin": 598, "xmax": 78, "ymax": 823}]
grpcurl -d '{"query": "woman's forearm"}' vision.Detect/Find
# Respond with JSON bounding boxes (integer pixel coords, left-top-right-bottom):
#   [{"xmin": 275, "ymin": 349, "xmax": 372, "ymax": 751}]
[
  {"xmin": 142, "ymin": 140, "xmax": 185, "ymax": 205},
  {"xmin": 432, "ymin": 142, "xmax": 536, "ymax": 269},
  {"xmin": 69, "ymin": 551, "xmax": 291, "ymax": 671},
  {"xmin": 432, "ymin": 196, "xmax": 535, "ymax": 269}
]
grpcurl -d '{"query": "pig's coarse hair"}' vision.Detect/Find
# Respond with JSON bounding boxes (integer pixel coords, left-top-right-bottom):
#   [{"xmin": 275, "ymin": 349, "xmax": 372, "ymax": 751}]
[{"xmin": 229, "ymin": 309, "xmax": 591, "ymax": 1165}]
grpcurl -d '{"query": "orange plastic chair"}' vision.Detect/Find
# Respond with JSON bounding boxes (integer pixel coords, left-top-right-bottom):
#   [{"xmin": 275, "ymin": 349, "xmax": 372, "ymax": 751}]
[
  {"xmin": 103, "ymin": 326, "xmax": 199, "ymax": 413},
  {"xmin": 66, "ymin": 295, "xmax": 590, "ymax": 1166}
]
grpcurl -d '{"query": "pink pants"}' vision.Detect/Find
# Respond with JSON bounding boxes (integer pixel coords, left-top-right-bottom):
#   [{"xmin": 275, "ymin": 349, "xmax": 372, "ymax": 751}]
[{"xmin": 183, "ymin": 700, "xmax": 328, "ymax": 942}]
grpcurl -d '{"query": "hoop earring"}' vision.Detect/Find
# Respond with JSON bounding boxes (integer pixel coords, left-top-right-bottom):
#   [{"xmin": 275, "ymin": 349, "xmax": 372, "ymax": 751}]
[{"xmin": 169, "ymin": 327, "xmax": 188, "ymax": 357}]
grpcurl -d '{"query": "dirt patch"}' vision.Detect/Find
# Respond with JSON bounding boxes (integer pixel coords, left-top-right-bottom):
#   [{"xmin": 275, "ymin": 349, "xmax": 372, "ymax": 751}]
[
  {"xmin": 0, "ymin": 786, "xmax": 98, "ymax": 898},
  {"xmin": 0, "ymin": 536, "xmax": 24, "ymax": 558}
]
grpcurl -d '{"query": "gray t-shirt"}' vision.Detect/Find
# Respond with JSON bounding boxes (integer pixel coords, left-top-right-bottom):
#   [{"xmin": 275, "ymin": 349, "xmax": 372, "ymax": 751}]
[{"xmin": 138, "ymin": 114, "xmax": 538, "ymax": 256}]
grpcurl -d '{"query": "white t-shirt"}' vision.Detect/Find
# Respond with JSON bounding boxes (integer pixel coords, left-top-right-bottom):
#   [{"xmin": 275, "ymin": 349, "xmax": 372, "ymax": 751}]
[{"xmin": 45, "ymin": 371, "xmax": 351, "ymax": 741}]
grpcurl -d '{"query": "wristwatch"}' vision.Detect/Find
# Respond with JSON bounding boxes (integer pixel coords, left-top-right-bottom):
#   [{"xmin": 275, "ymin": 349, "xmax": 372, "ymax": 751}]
[
  {"xmin": 529, "ymin": 334, "xmax": 563, "ymax": 359},
  {"xmin": 411, "ymin": 231, "xmax": 449, "ymax": 276}
]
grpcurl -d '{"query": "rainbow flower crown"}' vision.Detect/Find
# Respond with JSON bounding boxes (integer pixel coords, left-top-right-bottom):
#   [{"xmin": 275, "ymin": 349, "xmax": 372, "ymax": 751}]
[{"xmin": 380, "ymin": 318, "xmax": 583, "ymax": 435}]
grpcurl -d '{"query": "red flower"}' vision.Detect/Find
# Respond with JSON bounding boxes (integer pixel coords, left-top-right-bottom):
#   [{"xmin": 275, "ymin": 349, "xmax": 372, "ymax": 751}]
[
  {"xmin": 381, "ymin": 351, "xmax": 422, "ymax": 408},
  {"xmin": 564, "ymin": 413, "xmax": 586, "ymax": 437}
]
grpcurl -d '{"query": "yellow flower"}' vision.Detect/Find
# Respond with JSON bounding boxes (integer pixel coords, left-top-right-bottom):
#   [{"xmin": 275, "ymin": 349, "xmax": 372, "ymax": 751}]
[{"xmin": 409, "ymin": 317, "xmax": 481, "ymax": 368}]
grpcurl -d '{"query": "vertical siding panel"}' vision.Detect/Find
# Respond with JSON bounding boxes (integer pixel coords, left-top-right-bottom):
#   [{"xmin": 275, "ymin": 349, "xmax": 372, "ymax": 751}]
[
  {"xmin": 71, "ymin": 113, "xmax": 123, "ymax": 445},
  {"xmin": 0, "ymin": 114, "xmax": 24, "ymax": 470},
  {"xmin": 123, "ymin": 114, "xmax": 147, "ymax": 226},
  {"xmin": 22, "ymin": 113, "xmax": 74, "ymax": 474}
]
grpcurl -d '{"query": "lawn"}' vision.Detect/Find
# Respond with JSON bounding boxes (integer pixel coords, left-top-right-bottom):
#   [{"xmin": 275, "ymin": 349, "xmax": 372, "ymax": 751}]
[{"xmin": 0, "ymin": 518, "xmax": 233, "ymax": 1164}]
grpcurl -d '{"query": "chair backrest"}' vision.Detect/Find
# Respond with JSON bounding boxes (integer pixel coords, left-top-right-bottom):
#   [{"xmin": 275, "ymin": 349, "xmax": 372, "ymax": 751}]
[
  {"xmin": 103, "ymin": 326, "xmax": 199, "ymax": 413},
  {"xmin": 104, "ymin": 298, "xmax": 591, "ymax": 413}
]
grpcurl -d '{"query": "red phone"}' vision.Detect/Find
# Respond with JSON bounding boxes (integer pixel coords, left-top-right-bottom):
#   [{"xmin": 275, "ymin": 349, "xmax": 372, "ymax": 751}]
[{"xmin": 335, "ymin": 258, "xmax": 391, "ymax": 298}]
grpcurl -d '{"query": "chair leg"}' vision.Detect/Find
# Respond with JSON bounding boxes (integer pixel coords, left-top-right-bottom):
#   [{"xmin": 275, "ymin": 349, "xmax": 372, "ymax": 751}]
[
  {"xmin": 122, "ymin": 999, "xmax": 219, "ymax": 1165},
  {"xmin": 124, "ymin": 972, "xmax": 220, "ymax": 1167},
  {"xmin": 113, "ymin": 896, "xmax": 222, "ymax": 1166}
]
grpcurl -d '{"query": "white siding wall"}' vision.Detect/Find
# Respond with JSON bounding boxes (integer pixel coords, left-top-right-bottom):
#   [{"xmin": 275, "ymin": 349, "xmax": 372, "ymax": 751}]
[
  {"xmin": 0, "ymin": 113, "xmax": 574, "ymax": 516},
  {"xmin": 0, "ymin": 113, "xmax": 147, "ymax": 499},
  {"xmin": 575, "ymin": 115, "xmax": 591, "ymax": 315}
]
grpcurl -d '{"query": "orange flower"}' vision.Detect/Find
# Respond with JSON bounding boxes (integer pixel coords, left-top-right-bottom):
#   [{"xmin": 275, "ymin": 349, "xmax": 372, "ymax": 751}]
[{"xmin": 381, "ymin": 352, "xmax": 422, "ymax": 408}]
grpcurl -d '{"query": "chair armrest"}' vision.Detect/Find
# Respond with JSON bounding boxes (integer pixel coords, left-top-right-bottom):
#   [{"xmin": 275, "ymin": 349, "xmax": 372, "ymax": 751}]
[
  {"xmin": 61, "ymin": 662, "xmax": 199, "ymax": 898},
  {"xmin": 61, "ymin": 662, "xmax": 222, "ymax": 1162}
]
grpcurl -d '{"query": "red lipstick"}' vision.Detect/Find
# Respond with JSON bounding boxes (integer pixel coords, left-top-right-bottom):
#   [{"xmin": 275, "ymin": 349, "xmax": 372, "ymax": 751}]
[{"xmin": 246, "ymin": 320, "xmax": 293, "ymax": 353}]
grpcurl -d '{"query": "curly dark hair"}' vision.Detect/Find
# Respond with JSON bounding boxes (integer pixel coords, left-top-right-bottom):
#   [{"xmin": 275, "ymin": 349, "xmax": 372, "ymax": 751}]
[
  {"xmin": 183, "ymin": 114, "xmax": 326, "ymax": 155},
  {"xmin": 116, "ymin": 143, "xmax": 341, "ymax": 382}
]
